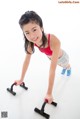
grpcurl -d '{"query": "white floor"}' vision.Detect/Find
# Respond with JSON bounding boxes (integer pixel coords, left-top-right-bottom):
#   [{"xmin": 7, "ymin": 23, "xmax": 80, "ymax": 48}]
[{"xmin": 0, "ymin": 0, "xmax": 80, "ymax": 119}]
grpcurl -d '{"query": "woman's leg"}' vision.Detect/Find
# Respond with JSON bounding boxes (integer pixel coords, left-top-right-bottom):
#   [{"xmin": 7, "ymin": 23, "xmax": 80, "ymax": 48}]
[{"xmin": 57, "ymin": 49, "xmax": 71, "ymax": 76}]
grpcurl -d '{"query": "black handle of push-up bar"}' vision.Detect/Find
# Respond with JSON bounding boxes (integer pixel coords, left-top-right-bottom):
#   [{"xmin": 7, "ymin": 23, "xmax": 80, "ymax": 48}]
[
  {"xmin": 41, "ymin": 99, "xmax": 57, "ymax": 112},
  {"xmin": 45, "ymin": 99, "xmax": 57, "ymax": 106},
  {"xmin": 11, "ymin": 82, "xmax": 25, "ymax": 91},
  {"xmin": 41, "ymin": 102, "xmax": 47, "ymax": 112},
  {"xmin": 11, "ymin": 82, "xmax": 17, "ymax": 91}
]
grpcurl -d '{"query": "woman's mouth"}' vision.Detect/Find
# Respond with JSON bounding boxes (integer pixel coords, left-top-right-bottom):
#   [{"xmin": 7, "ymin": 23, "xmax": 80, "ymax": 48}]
[{"xmin": 33, "ymin": 37, "xmax": 38, "ymax": 42}]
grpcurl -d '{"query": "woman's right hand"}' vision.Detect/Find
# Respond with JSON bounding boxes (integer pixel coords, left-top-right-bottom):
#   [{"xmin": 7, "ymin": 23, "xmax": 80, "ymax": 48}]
[{"xmin": 14, "ymin": 80, "xmax": 23, "ymax": 86}]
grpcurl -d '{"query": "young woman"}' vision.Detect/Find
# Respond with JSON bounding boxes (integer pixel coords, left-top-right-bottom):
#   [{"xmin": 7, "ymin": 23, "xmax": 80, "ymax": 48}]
[{"xmin": 15, "ymin": 11, "xmax": 71, "ymax": 103}]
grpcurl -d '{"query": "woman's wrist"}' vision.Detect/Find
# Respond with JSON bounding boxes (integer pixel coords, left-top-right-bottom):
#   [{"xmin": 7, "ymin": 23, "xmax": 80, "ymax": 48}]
[
  {"xmin": 20, "ymin": 78, "xmax": 24, "ymax": 82},
  {"xmin": 46, "ymin": 91, "xmax": 52, "ymax": 96}
]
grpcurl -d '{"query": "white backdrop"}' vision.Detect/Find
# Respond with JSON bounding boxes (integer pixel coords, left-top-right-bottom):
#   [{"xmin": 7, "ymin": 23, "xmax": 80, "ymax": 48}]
[{"xmin": 0, "ymin": 0, "xmax": 80, "ymax": 119}]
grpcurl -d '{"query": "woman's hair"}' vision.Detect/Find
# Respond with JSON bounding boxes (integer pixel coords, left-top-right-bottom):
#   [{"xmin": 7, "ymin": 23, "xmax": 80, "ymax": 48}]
[{"xmin": 19, "ymin": 11, "xmax": 47, "ymax": 54}]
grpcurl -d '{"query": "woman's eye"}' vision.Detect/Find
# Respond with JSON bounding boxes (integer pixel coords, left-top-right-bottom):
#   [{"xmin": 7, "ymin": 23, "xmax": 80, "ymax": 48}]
[
  {"xmin": 25, "ymin": 32, "xmax": 29, "ymax": 35},
  {"xmin": 33, "ymin": 29, "xmax": 36, "ymax": 32}
]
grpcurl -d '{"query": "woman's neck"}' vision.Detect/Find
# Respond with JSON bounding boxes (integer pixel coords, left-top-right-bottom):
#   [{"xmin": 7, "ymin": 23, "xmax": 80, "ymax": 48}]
[{"xmin": 35, "ymin": 34, "xmax": 48, "ymax": 48}]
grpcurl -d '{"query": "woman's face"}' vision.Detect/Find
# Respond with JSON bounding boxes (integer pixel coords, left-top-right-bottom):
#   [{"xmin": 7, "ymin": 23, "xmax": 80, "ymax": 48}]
[{"xmin": 22, "ymin": 22, "xmax": 43, "ymax": 45}]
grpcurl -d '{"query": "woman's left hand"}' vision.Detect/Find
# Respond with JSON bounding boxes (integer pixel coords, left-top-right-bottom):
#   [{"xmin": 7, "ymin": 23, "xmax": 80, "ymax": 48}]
[{"xmin": 44, "ymin": 94, "xmax": 53, "ymax": 104}]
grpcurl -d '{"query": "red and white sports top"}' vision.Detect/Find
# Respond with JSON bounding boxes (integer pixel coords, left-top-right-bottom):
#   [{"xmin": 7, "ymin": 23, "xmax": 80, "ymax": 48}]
[{"xmin": 34, "ymin": 34, "xmax": 52, "ymax": 56}]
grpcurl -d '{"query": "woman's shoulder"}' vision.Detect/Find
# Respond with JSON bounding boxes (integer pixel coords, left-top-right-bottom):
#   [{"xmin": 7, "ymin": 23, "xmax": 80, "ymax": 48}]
[
  {"xmin": 47, "ymin": 33, "xmax": 61, "ymax": 49},
  {"xmin": 49, "ymin": 34, "xmax": 60, "ymax": 43},
  {"xmin": 46, "ymin": 33, "xmax": 57, "ymax": 40},
  {"xmin": 45, "ymin": 33, "xmax": 60, "ymax": 44}
]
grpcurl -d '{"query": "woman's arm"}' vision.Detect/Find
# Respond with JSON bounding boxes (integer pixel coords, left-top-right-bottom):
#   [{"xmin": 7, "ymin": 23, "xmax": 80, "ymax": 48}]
[
  {"xmin": 45, "ymin": 34, "xmax": 61, "ymax": 103},
  {"xmin": 20, "ymin": 54, "xmax": 31, "ymax": 82},
  {"xmin": 15, "ymin": 46, "xmax": 32, "ymax": 85}
]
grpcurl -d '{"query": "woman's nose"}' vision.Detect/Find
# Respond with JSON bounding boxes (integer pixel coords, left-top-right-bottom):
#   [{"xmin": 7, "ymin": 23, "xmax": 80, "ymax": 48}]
[{"xmin": 30, "ymin": 34, "xmax": 35, "ymax": 41}]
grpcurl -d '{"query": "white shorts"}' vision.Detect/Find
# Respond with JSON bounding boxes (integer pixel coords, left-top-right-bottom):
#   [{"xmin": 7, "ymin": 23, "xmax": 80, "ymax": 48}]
[{"xmin": 57, "ymin": 50, "xmax": 69, "ymax": 68}]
